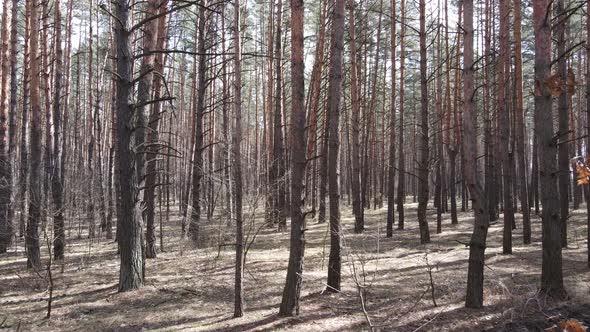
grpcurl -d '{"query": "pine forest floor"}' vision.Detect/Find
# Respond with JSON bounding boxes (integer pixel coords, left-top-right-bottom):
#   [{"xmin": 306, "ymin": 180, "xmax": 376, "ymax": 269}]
[{"xmin": 1, "ymin": 200, "xmax": 589, "ymax": 331}]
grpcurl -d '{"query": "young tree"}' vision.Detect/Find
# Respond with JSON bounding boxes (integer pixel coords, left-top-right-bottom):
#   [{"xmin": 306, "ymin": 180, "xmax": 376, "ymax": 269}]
[{"xmin": 279, "ymin": 0, "xmax": 306, "ymax": 316}]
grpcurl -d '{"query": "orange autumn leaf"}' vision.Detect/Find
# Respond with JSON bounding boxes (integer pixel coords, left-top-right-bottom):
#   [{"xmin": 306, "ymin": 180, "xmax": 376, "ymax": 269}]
[
  {"xmin": 546, "ymin": 72, "xmax": 563, "ymax": 97},
  {"xmin": 558, "ymin": 319, "xmax": 587, "ymax": 332},
  {"xmin": 576, "ymin": 163, "xmax": 590, "ymax": 186}
]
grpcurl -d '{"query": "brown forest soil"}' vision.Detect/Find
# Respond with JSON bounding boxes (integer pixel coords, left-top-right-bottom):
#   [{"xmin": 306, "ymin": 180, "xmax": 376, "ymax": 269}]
[{"xmin": 1, "ymin": 200, "xmax": 589, "ymax": 331}]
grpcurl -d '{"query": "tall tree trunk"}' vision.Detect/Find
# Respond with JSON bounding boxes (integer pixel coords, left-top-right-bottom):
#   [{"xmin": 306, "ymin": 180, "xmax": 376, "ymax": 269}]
[
  {"xmin": 533, "ymin": 0, "xmax": 567, "ymax": 299},
  {"xmin": 233, "ymin": 0, "xmax": 245, "ymax": 317},
  {"xmin": 397, "ymin": 0, "xmax": 406, "ymax": 229},
  {"xmin": 556, "ymin": 0, "xmax": 569, "ymax": 248},
  {"xmin": 587, "ymin": 0, "xmax": 590, "ymax": 269},
  {"xmin": 138, "ymin": 0, "xmax": 164, "ymax": 259},
  {"xmin": 52, "ymin": 0, "xmax": 66, "ymax": 260},
  {"xmin": 417, "ymin": 0, "xmax": 431, "ymax": 244},
  {"xmin": 6, "ymin": 0, "xmax": 19, "ymax": 250},
  {"xmin": 19, "ymin": 0, "xmax": 30, "ymax": 239},
  {"xmin": 498, "ymin": 0, "xmax": 513, "ymax": 254},
  {"xmin": 279, "ymin": 0, "xmax": 306, "ymax": 316},
  {"xmin": 26, "ymin": 0, "xmax": 42, "ymax": 269},
  {"xmin": 585, "ymin": 1, "xmax": 590, "ymax": 267},
  {"xmin": 271, "ymin": 0, "xmax": 286, "ymax": 230},
  {"xmin": 115, "ymin": 0, "xmax": 145, "ymax": 292},
  {"xmin": 386, "ymin": 0, "xmax": 396, "ymax": 237},
  {"xmin": 464, "ymin": 0, "xmax": 490, "ymax": 308},
  {"xmin": 188, "ymin": 4, "xmax": 207, "ymax": 246},
  {"xmin": 513, "ymin": 0, "xmax": 530, "ymax": 244},
  {"xmin": 0, "ymin": 0, "xmax": 11, "ymax": 253},
  {"xmin": 325, "ymin": 0, "xmax": 344, "ymax": 292},
  {"xmin": 348, "ymin": 2, "xmax": 363, "ymax": 233},
  {"xmin": 87, "ymin": 0, "xmax": 96, "ymax": 239}
]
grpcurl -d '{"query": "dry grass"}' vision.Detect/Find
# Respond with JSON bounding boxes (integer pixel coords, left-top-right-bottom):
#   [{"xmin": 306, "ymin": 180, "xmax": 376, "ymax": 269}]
[{"xmin": 0, "ymin": 200, "xmax": 589, "ymax": 331}]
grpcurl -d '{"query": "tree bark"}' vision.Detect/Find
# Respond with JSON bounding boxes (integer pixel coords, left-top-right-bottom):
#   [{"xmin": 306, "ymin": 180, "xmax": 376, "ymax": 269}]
[
  {"xmin": 555, "ymin": 0, "xmax": 569, "ymax": 248},
  {"xmin": 26, "ymin": 0, "xmax": 42, "ymax": 269},
  {"xmin": 0, "ymin": 0, "xmax": 11, "ymax": 253},
  {"xmin": 397, "ymin": 0, "xmax": 406, "ymax": 229},
  {"xmin": 188, "ymin": 3, "xmax": 207, "ymax": 246},
  {"xmin": 498, "ymin": 0, "xmax": 513, "ymax": 254},
  {"xmin": 233, "ymin": 0, "xmax": 245, "ymax": 317},
  {"xmin": 348, "ymin": 2, "xmax": 363, "ymax": 233},
  {"xmin": 325, "ymin": 0, "xmax": 344, "ymax": 292},
  {"xmin": 417, "ymin": 0, "xmax": 431, "ymax": 244},
  {"xmin": 270, "ymin": 0, "xmax": 286, "ymax": 230},
  {"xmin": 464, "ymin": 0, "xmax": 491, "ymax": 308},
  {"xmin": 279, "ymin": 0, "xmax": 306, "ymax": 316},
  {"xmin": 513, "ymin": 0, "xmax": 530, "ymax": 244},
  {"xmin": 533, "ymin": 0, "xmax": 567, "ymax": 299},
  {"xmin": 115, "ymin": 0, "xmax": 145, "ymax": 292},
  {"xmin": 51, "ymin": 0, "xmax": 66, "ymax": 260},
  {"xmin": 138, "ymin": 0, "xmax": 164, "ymax": 259},
  {"xmin": 386, "ymin": 0, "xmax": 396, "ymax": 238}
]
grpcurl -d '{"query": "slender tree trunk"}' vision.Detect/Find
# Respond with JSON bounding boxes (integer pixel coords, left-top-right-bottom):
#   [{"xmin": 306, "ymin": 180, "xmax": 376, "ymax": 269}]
[
  {"xmin": 188, "ymin": 4, "xmax": 207, "ymax": 246},
  {"xmin": 138, "ymin": 0, "xmax": 165, "ymax": 259},
  {"xmin": 87, "ymin": 0, "xmax": 96, "ymax": 239},
  {"xmin": 271, "ymin": 0, "xmax": 286, "ymax": 230},
  {"xmin": 279, "ymin": 0, "xmax": 306, "ymax": 316},
  {"xmin": 464, "ymin": 0, "xmax": 490, "ymax": 308},
  {"xmin": 397, "ymin": 0, "xmax": 406, "ymax": 229},
  {"xmin": 513, "ymin": 0, "xmax": 530, "ymax": 244},
  {"xmin": 325, "ymin": 0, "xmax": 344, "ymax": 292},
  {"xmin": 386, "ymin": 0, "xmax": 396, "ymax": 238},
  {"xmin": 52, "ymin": 0, "xmax": 66, "ymax": 260},
  {"xmin": 19, "ymin": 0, "xmax": 31, "ymax": 239},
  {"xmin": 556, "ymin": 0, "xmax": 569, "ymax": 248},
  {"xmin": 26, "ymin": 0, "xmax": 42, "ymax": 269},
  {"xmin": 498, "ymin": 0, "xmax": 513, "ymax": 254},
  {"xmin": 6, "ymin": 0, "xmax": 19, "ymax": 250},
  {"xmin": 233, "ymin": 0, "xmax": 245, "ymax": 317},
  {"xmin": 417, "ymin": 0, "xmax": 431, "ymax": 244},
  {"xmin": 586, "ymin": 0, "xmax": 590, "ymax": 268},
  {"xmin": 348, "ymin": 3, "xmax": 363, "ymax": 233},
  {"xmin": 0, "ymin": 0, "xmax": 11, "ymax": 253}
]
